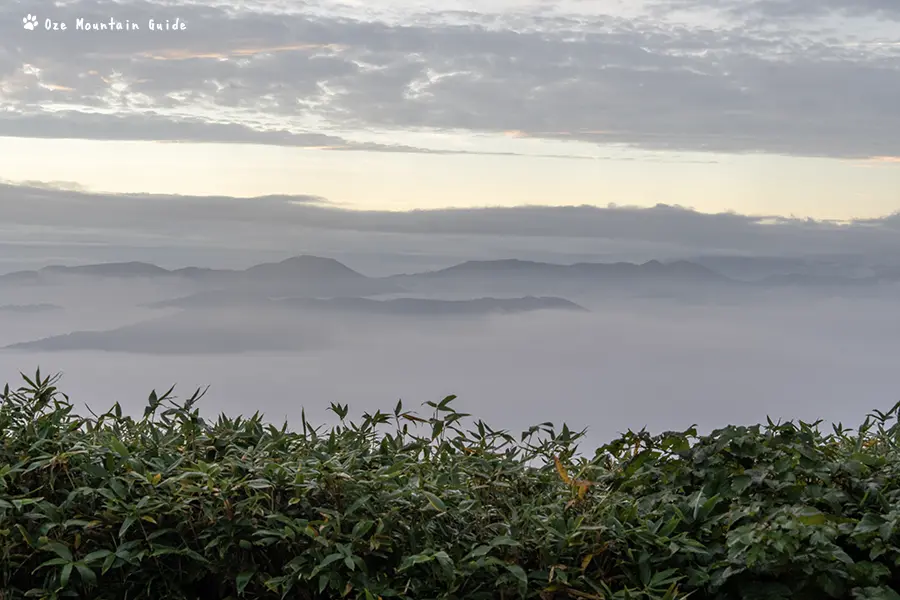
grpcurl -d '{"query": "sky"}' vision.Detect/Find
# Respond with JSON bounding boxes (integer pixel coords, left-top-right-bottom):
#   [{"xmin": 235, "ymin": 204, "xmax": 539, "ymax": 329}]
[
  {"xmin": 3, "ymin": 181, "xmax": 900, "ymax": 277},
  {"xmin": 1, "ymin": 0, "xmax": 899, "ymax": 221},
  {"xmin": 3, "ymin": 0, "xmax": 900, "ymax": 446}
]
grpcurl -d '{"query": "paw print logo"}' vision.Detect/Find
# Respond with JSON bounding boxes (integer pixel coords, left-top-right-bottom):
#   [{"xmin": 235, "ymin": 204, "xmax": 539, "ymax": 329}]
[{"xmin": 23, "ymin": 14, "xmax": 38, "ymax": 30}]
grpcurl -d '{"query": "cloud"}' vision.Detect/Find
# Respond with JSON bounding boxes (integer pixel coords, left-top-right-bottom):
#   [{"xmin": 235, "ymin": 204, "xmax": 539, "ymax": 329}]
[
  {"xmin": 2, "ymin": 182, "xmax": 900, "ymax": 264},
  {"xmin": 1, "ymin": 0, "xmax": 897, "ymax": 159},
  {"xmin": 2, "ymin": 286, "xmax": 899, "ymax": 448},
  {"xmin": 660, "ymin": 0, "xmax": 900, "ymax": 22},
  {"xmin": 0, "ymin": 110, "xmax": 614, "ymax": 158}
]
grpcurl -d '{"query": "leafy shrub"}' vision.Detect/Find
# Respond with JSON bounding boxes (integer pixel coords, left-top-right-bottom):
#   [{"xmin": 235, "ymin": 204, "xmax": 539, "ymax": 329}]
[{"xmin": 1, "ymin": 369, "xmax": 900, "ymax": 600}]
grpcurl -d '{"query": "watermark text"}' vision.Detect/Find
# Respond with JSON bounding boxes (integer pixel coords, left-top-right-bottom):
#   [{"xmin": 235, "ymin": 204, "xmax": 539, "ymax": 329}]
[{"xmin": 23, "ymin": 14, "xmax": 187, "ymax": 32}]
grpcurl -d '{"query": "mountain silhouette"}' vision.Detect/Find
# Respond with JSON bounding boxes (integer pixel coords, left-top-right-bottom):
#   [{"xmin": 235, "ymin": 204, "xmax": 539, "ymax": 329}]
[
  {"xmin": 1, "ymin": 255, "xmax": 367, "ymax": 282},
  {"xmin": 382, "ymin": 258, "xmax": 727, "ymax": 297},
  {"xmin": 41, "ymin": 262, "xmax": 170, "ymax": 277},
  {"xmin": 277, "ymin": 296, "xmax": 588, "ymax": 316},
  {"xmin": 0, "ymin": 255, "xmax": 402, "ymax": 297},
  {"xmin": 242, "ymin": 255, "xmax": 364, "ymax": 279},
  {"xmin": 5, "ymin": 296, "xmax": 586, "ymax": 354},
  {"xmin": 0, "ymin": 303, "xmax": 62, "ymax": 313},
  {"xmin": 393, "ymin": 258, "xmax": 721, "ymax": 280}
]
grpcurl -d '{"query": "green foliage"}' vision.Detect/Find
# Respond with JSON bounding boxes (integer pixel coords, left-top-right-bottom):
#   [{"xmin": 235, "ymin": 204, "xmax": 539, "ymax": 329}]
[{"xmin": 2, "ymin": 368, "xmax": 900, "ymax": 599}]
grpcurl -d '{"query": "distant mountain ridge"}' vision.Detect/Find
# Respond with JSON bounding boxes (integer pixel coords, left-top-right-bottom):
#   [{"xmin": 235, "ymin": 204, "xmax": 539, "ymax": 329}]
[
  {"xmin": 0, "ymin": 255, "xmax": 720, "ymax": 281},
  {"xmin": 278, "ymin": 296, "xmax": 588, "ymax": 315},
  {"xmin": 0, "ymin": 303, "xmax": 62, "ymax": 313},
  {"xmin": 382, "ymin": 257, "xmax": 729, "ymax": 297},
  {"xmin": 41, "ymin": 262, "xmax": 171, "ymax": 277},
  {"xmin": 5, "ymin": 255, "xmax": 898, "ymax": 288},
  {"xmin": 0, "ymin": 255, "xmax": 366, "ymax": 282},
  {"xmin": 149, "ymin": 292, "xmax": 586, "ymax": 312},
  {"xmin": 0, "ymin": 255, "xmax": 732, "ymax": 307},
  {"xmin": 688, "ymin": 254, "xmax": 900, "ymax": 283},
  {"xmin": 410, "ymin": 258, "xmax": 720, "ymax": 279},
  {"xmin": 0, "ymin": 255, "xmax": 403, "ymax": 298}
]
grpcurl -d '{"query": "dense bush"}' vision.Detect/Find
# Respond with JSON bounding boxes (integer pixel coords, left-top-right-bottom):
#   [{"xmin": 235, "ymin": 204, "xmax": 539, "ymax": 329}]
[{"xmin": 2, "ymin": 370, "xmax": 900, "ymax": 599}]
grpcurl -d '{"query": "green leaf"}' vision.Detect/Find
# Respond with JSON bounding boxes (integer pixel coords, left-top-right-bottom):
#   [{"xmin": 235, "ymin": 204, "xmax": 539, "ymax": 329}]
[
  {"xmin": 796, "ymin": 508, "xmax": 828, "ymax": 526},
  {"xmin": 102, "ymin": 553, "xmax": 116, "ymax": 574},
  {"xmin": 109, "ymin": 437, "xmax": 130, "ymax": 458},
  {"xmin": 731, "ymin": 474, "xmax": 752, "ymax": 494},
  {"xmin": 60, "ymin": 563, "xmax": 73, "ymax": 588},
  {"xmin": 854, "ymin": 586, "xmax": 900, "ymax": 600},
  {"xmin": 119, "ymin": 516, "xmax": 136, "ymax": 539},
  {"xmin": 245, "ymin": 479, "xmax": 273, "ymax": 490},
  {"xmin": 831, "ymin": 547, "xmax": 854, "ymax": 565},
  {"xmin": 505, "ymin": 563, "xmax": 528, "ymax": 588},
  {"xmin": 855, "ymin": 514, "xmax": 885, "ymax": 535},
  {"xmin": 35, "ymin": 558, "xmax": 69, "ymax": 571},
  {"xmin": 490, "ymin": 535, "xmax": 519, "ymax": 547},
  {"xmin": 236, "ymin": 571, "xmax": 255, "ymax": 595},
  {"xmin": 82, "ymin": 550, "xmax": 113, "ymax": 565},
  {"xmin": 423, "ymin": 491, "xmax": 447, "ymax": 512},
  {"xmin": 314, "ymin": 552, "xmax": 343, "ymax": 575},
  {"xmin": 434, "ymin": 550, "xmax": 454, "ymax": 571},
  {"xmin": 44, "ymin": 541, "xmax": 73, "ymax": 562},
  {"xmin": 75, "ymin": 563, "xmax": 96, "ymax": 585},
  {"xmin": 351, "ymin": 520, "xmax": 374, "ymax": 539},
  {"xmin": 463, "ymin": 545, "xmax": 492, "ymax": 561}
]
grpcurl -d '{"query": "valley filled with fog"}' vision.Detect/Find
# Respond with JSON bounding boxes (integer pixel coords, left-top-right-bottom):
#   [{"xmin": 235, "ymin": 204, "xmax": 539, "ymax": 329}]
[{"xmin": 2, "ymin": 253, "xmax": 899, "ymax": 449}]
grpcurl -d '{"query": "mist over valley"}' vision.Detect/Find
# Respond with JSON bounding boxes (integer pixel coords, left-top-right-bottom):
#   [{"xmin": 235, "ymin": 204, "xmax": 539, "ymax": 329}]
[{"xmin": 2, "ymin": 250, "xmax": 899, "ymax": 447}]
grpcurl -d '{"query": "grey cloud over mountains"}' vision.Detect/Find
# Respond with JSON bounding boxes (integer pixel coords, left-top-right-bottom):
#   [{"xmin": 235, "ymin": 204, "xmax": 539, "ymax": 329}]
[
  {"xmin": 1, "ymin": 0, "xmax": 898, "ymax": 159},
  {"xmin": 2, "ymin": 183, "xmax": 900, "ymax": 266}
]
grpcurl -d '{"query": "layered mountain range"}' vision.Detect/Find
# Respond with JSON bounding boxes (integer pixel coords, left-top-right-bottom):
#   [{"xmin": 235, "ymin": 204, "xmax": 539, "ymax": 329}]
[{"xmin": 2, "ymin": 254, "xmax": 897, "ymax": 354}]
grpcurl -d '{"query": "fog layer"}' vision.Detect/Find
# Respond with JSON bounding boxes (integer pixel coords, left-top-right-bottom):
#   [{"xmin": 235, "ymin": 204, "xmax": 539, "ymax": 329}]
[{"xmin": 0, "ymin": 255, "xmax": 896, "ymax": 448}]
